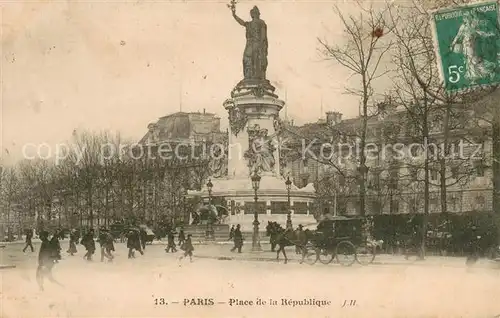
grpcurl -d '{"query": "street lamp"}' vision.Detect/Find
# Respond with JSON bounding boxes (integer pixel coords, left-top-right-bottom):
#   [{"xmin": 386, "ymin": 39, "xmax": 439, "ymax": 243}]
[
  {"xmin": 285, "ymin": 176, "xmax": 293, "ymax": 230},
  {"xmin": 206, "ymin": 179, "xmax": 214, "ymax": 240},
  {"xmin": 207, "ymin": 179, "xmax": 213, "ymax": 204},
  {"xmin": 251, "ymin": 170, "xmax": 262, "ymax": 252}
]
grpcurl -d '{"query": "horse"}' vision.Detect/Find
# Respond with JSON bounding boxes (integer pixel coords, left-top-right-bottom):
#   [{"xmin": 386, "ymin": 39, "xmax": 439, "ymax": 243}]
[{"xmin": 265, "ymin": 221, "xmax": 311, "ymax": 264}]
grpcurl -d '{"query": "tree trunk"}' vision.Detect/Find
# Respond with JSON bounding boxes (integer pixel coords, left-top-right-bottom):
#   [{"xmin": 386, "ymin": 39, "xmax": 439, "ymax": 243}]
[
  {"xmin": 359, "ymin": 92, "xmax": 369, "ymax": 217},
  {"xmin": 440, "ymin": 104, "xmax": 451, "ymax": 228},
  {"xmin": 88, "ymin": 185, "xmax": 93, "ymax": 228},
  {"xmin": 105, "ymin": 187, "xmax": 109, "ymax": 228}
]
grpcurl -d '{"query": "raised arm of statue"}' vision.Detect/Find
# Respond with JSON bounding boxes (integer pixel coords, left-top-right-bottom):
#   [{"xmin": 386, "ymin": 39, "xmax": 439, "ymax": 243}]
[{"xmin": 232, "ymin": 11, "xmax": 246, "ymax": 27}]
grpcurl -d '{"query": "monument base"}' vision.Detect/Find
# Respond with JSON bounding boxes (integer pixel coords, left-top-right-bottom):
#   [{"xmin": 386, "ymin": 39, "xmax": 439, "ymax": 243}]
[{"xmin": 187, "ymin": 175, "xmax": 317, "ymax": 232}]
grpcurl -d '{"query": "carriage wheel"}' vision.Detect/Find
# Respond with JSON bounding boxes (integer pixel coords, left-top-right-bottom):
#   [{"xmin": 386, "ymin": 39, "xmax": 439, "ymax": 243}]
[
  {"xmin": 317, "ymin": 247, "xmax": 334, "ymax": 265},
  {"xmin": 303, "ymin": 244, "xmax": 318, "ymax": 265},
  {"xmin": 335, "ymin": 241, "xmax": 356, "ymax": 266},
  {"xmin": 355, "ymin": 244, "xmax": 376, "ymax": 265}
]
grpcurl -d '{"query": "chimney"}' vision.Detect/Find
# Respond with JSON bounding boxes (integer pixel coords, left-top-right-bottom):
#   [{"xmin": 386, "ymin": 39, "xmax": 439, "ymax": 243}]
[
  {"xmin": 203, "ymin": 108, "xmax": 206, "ymax": 114},
  {"xmin": 326, "ymin": 111, "xmax": 342, "ymax": 125}
]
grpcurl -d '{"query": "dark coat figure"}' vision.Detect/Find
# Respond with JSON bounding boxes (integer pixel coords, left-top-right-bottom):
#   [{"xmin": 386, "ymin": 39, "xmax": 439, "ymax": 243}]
[
  {"xmin": 23, "ymin": 229, "xmax": 34, "ymax": 252},
  {"xmin": 36, "ymin": 231, "xmax": 63, "ymax": 291},
  {"xmin": 179, "ymin": 234, "xmax": 194, "ymax": 262},
  {"xmin": 466, "ymin": 225, "xmax": 481, "ymax": 266},
  {"xmin": 231, "ymin": 224, "xmax": 243, "ymax": 253},
  {"xmin": 98, "ymin": 229, "xmax": 115, "ymax": 262},
  {"xmin": 67, "ymin": 230, "xmax": 78, "ymax": 255},
  {"xmin": 127, "ymin": 230, "xmax": 143, "ymax": 259},
  {"xmin": 228, "ymin": 225, "xmax": 235, "ymax": 241},
  {"xmin": 81, "ymin": 229, "xmax": 96, "ymax": 261},
  {"xmin": 178, "ymin": 229, "xmax": 186, "ymax": 245},
  {"xmin": 139, "ymin": 229, "xmax": 147, "ymax": 250},
  {"xmin": 295, "ymin": 225, "xmax": 306, "ymax": 254},
  {"xmin": 165, "ymin": 231, "xmax": 177, "ymax": 253},
  {"xmin": 50, "ymin": 231, "xmax": 62, "ymax": 262}
]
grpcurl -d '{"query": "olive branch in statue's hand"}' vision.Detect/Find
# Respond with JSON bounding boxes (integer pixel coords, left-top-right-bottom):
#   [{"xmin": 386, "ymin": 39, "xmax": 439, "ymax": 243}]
[{"xmin": 227, "ymin": 0, "xmax": 237, "ymax": 13}]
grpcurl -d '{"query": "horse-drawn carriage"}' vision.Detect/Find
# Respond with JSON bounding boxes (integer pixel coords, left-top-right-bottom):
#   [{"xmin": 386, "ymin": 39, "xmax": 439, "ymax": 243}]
[
  {"xmin": 266, "ymin": 215, "xmax": 382, "ymax": 265},
  {"xmin": 291, "ymin": 215, "xmax": 382, "ymax": 266}
]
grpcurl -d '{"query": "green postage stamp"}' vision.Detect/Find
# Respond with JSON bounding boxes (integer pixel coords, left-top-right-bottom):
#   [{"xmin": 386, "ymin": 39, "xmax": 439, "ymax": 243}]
[{"xmin": 431, "ymin": 1, "xmax": 500, "ymax": 92}]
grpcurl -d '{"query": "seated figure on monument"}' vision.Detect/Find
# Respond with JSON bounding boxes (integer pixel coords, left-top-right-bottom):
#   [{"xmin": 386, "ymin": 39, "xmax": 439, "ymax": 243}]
[
  {"xmin": 230, "ymin": 3, "xmax": 268, "ymax": 81},
  {"xmin": 245, "ymin": 128, "xmax": 275, "ymax": 174}
]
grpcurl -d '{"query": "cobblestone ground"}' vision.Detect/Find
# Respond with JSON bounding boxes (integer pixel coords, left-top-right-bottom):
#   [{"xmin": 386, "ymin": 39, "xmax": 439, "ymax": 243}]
[{"xmin": 2, "ymin": 242, "xmax": 500, "ymax": 317}]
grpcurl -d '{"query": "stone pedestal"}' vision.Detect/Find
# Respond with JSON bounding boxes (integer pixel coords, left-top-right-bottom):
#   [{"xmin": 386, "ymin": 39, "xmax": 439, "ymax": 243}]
[{"xmin": 187, "ymin": 79, "xmax": 316, "ymax": 231}]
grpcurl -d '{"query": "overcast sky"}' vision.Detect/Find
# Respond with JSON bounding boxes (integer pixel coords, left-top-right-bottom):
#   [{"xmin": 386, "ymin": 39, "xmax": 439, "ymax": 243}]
[{"xmin": 1, "ymin": 0, "xmax": 389, "ymax": 164}]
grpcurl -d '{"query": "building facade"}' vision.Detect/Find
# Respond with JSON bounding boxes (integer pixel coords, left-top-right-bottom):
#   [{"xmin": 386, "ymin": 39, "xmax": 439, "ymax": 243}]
[{"xmin": 282, "ymin": 103, "xmax": 491, "ymax": 217}]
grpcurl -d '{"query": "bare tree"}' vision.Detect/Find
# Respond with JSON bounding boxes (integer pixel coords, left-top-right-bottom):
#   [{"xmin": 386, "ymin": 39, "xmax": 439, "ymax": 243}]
[
  {"xmin": 388, "ymin": 0, "xmax": 500, "ymax": 256},
  {"xmin": 0, "ymin": 166, "xmax": 20, "ymax": 240},
  {"xmin": 317, "ymin": 2, "xmax": 395, "ymax": 216}
]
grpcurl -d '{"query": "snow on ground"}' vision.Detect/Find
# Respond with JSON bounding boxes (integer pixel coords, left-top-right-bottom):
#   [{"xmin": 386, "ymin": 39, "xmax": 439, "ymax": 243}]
[{"xmin": 2, "ymin": 243, "xmax": 500, "ymax": 318}]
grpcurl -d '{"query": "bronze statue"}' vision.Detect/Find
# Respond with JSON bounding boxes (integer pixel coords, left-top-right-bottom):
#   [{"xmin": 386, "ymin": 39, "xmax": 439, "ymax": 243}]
[{"xmin": 229, "ymin": 1, "xmax": 268, "ymax": 80}]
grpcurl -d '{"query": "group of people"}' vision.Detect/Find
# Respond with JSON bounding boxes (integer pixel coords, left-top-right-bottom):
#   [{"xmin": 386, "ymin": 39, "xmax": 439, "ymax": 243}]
[
  {"xmin": 25, "ymin": 225, "xmax": 197, "ymax": 291},
  {"xmin": 164, "ymin": 228, "xmax": 195, "ymax": 262}
]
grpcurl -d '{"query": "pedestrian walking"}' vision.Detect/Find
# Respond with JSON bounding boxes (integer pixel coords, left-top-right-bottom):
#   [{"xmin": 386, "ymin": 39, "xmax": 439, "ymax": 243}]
[
  {"xmin": 230, "ymin": 224, "xmax": 243, "ymax": 253},
  {"xmin": 295, "ymin": 224, "xmax": 306, "ymax": 255},
  {"xmin": 23, "ymin": 228, "xmax": 34, "ymax": 253},
  {"xmin": 466, "ymin": 224, "xmax": 481, "ymax": 266},
  {"xmin": 98, "ymin": 228, "xmax": 115, "ymax": 262},
  {"xmin": 67, "ymin": 229, "xmax": 78, "ymax": 256},
  {"xmin": 139, "ymin": 228, "xmax": 147, "ymax": 251},
  {"xmin": 81, "ymin": 229, "xmax": 96, "ymax": 261},
  {"xmin": 178, "ymin": 228, "xmax": 185, "ymax": 246},
  {"xmin": 228, "ymin": 225, "xmax": 235, "ymax": 241},
  {"xmin": 50, "ymin": 230, "xmax": 62, "ymax": 263},
  {"xmin": 127, "ymin": 229, "xmax": 143, "ymax": 259},
  {"xmin": 165, "ymin": 230, "xmax": 177, "ymax": 253},
  {"xmin": 36, "ymin": 231, "xmax": 63, "ymax": 291},
  {"xmin": 179, "ymin": 234, "xmax": 194, "ymax": 262}
]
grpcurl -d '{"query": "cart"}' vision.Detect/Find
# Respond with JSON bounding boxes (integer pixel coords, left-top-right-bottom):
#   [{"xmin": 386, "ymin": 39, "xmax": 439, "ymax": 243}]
[{"xmin": 301, "ymin": 215, "xmax": 379, "ymax": 266}]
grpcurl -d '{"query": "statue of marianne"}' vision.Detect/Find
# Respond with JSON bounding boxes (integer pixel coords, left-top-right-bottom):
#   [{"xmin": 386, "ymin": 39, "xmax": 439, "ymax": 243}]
[{"xmin": 230, "ymin": 4, "xmax": 268, "ymax": 80}]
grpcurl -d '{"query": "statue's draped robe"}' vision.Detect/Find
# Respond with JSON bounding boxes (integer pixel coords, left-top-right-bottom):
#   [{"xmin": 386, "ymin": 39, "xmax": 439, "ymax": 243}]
[{"xmin": 243, "ymin": 19, "xmax": 268, "ymax": 80}]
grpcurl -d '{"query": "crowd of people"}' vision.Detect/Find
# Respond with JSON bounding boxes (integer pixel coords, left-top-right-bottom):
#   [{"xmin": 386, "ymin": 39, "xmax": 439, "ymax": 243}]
[
  {"xmin": 22, "ymin": 226, "xmax": 195, "ymax": 292},
  {"xmin": 20, "ymin": 217, "xmax": 497, "ymax": 292}
]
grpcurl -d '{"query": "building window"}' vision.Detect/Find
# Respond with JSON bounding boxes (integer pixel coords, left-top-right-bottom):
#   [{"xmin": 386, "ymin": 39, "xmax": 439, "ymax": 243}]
[
  {"xmin": 475, "ymin": 195, "xmax": 485, "ymax": 208},
  {"xmin": 244, "ymin": 202, "xmax": 266, "ymax": 214},
  {"xmin": 271, "ymin": 202, "xmax": 289, "ymax": 214},
  {"xmin": 294, "ymin": 202, "xmax": 308, "ymax": 214},
  {"xmin": 474, "ymin": 161, "xmax": 485, "ymax": 177},
  {"xmin": 389, "ymin": 169, "xmax": 399, "ymax": 189},
  {"xmin": 449, "ymin": 196, "xmax": 459, "ymax": 211},
  {"xmin": 409, "ymin": 199, "xmax": 419, "ymax": 214},
  {"xmin": 302, "ymin": 177, "xmax": 309, "ymax": 186},
  {"xmin": 390, "ymin": 200, "xmax": 399, "ymax": 214},
  {"xmin": 431, "ymin": 169, "xmax": 438, "ymax": 181},
  {"xmin": 430, "ymin": 197, "xmax": 438, "ymax": 206},
  {"xmin": 371, "ymin": 200, "xmax": 382, "ymax": 214},
  {"xmin": 410, "ymin": 167, "xmax": 419, "ymax": 181},
  {"xmin": 451, "ymin": 166, "xmax": 459, "ymax": 179}
]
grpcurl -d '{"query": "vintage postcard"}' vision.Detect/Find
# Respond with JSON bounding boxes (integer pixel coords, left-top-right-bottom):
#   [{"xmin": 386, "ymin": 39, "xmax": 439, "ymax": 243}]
[{"xmin": 1, "ymin": 0, "xmax": 500, "ymax": 317}]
